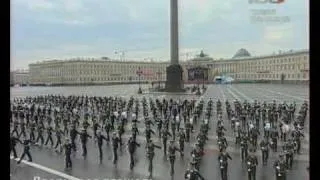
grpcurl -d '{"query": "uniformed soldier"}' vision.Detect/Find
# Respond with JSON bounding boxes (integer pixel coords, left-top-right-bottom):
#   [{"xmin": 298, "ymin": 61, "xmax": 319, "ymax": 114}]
[
  {"xmin": 146, "ymin": 139, "xmax": 161, "ymax": 178},
  {"xmin": 270, "ymin": 127, "xmax": 279, "ymax": 152},
  {"xmin": 218, "ymin": 149, "xmax": 232, "ymax": 180},
  {"xmin": 111, "ymin": 132, "xmax": 121, "ymax": 165},
  {"xmin": 155, "ymin": 117, "xmax": 163, "ymax": 138},
  {"xmin": 145, "ymin": 125, "xmax": 155, "ymax": 142},
  {"xmin": 241, "ymin": 133, "xmax": 249, "ymax": 162},
  {"xmin": 246, "ymin": 150, "xmax": 258, "ymax": 180},
  {"xmin": 171, "ymin": 119, "xmax": 176, "ymax": 140},
  {"xmin": 18, "ymin": 121, "xmax": 26, "ymax": 138},
  {"xmin": 29, "ymin": 120, "xmax": 36, "ymax": 141},
  {"xmin": 178, "ymin": 128, "xmax": 186, "ymax": 156},
  {"xmin": 96, "ymin": 130, "xmax": 108, "ymax": 161},
  {"xmin": 54, "ymin": 126, "xmax": 64, "ymax": 152},
  {"xmin": 185, "ymin": 120, "xmax": 192, "ymax": 142},
  {"xmin": 184, "ymin": 161, "xmax": 205, "ymax": 180},
  {"xmin": 10, "ymin": 135, "xmax": 22, "ymax": 158},
  {"xmin": 11, "ymin": 120, "xmax": 20, "ymax": 137},
  {"xmin": 63, "ymin": 138, "xmax": 72, "ymax": 169},
  {"xmin": 274, "ymin": 154, "xmax": 287, "ymax": 180},
  {"xmin": 63, "ymin": 117, "xmax": 69, "ymax": 135},
  {"xmin": 92, "ymin": 119, "xmax": 100, "ymax": 140},
  {"xmin": 79, "ymin": 128, "xmax": 92, "ymax": 156},
  {"xmin": 217, "ymin": 136, "xmax": 228, "ymax": 152},
  {"xmin": 35, "ymin": 124, "xmax": 44, "ymax": 146},
  {"xmin": 17, "ymin": 138, "xmax": 33, "ymax": 163},
  {"xmin": 283, "ymin": 140, "xmax": 294, "ymax": 169},
  {"xmin": 104, "ymin": 120, "xmax": 112, "ymax": 141},
  {"xmin": 127, "ymin": 136, "xmax": 140, "ymax": 170},
  {"xmin": 161, "ymin": 128, "xmax": 172, "ymax": 155},
  {"xmin": 260, "ymin": 138, "xmax": 270, "ymax": 165},
  {"xmin": 168, "ymin": 140, "xmax": 181, "ymax": 176},
  {"xmin": 44, "ymin": 126, "xmax": 54, "ymax": 147},
  {"xmin": 69, "ymin": 125, "xmax": 79, "ymax": 151}
]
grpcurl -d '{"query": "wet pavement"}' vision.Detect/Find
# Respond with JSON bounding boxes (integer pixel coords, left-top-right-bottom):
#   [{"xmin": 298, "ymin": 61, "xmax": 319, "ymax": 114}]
[{"xmin": 10, "ymin": 84, "xmax": 309, "ymax": 180}]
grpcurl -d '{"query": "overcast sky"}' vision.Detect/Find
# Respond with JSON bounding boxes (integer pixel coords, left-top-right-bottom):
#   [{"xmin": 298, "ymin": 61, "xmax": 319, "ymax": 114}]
[{"xmin": 11, "ymin": 0, "xmax": 309, "ymax": 70}]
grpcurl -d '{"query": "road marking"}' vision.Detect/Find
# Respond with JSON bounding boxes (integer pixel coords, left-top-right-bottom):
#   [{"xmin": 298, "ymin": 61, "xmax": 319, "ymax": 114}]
[
  {"xmin": 10, "ymin": 156, "xmax": 82, "ymax": 180},
  {"xmin": 256, "ymin": 88, "xmax": 309, "ymax": 102},
  {"xmin": 230, "ymin": 86, "xmax": 254, "ymax": 102},
  {"xmin": 226, "ymin": 87, "xmax": 241, "ymax": 100},
  {"xmin": 218, "ymin": 85, "xmax": 226, "ymax": 102}
]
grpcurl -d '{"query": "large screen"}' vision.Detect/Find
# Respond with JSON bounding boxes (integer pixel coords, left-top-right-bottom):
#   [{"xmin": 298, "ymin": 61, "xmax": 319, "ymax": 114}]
[{"xmin": 188, "ymin": 67, "xmax": 208, "ymax": 81}]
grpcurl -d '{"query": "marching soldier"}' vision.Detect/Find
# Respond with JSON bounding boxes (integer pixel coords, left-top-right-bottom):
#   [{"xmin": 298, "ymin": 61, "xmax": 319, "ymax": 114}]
[
  {"xmin": 63, "ymin": 138, "xmax": 73, "ymax": 169},
  {"xmin": 184, "ymin": 161, "xmax": 205, "ymax": 180},
  {"xmin": 145, "ymin": 124, "xmax": 155, "ymax": 142},
  {"xmin": 104, "ymin": 120, "xmax": 112, "ymax": 141},
  {"xmin": 274, "ymin": 154, "xmax": 287, "ymax": 180},
  {"xmin": 44, "ymin": 126, "xmax": 54, "ymax": 147},
  {"xmin": 69, "ymin": 125, "xmax": 79, "ymax": 151},
  {"xmin": 96, "ymin": 130, "xmax": 108, "ymax": 161},
  {"xmin": 54, "ymin": 126, "xmax": 64, "ymax": 152},
  {"xmin": 111, "ymin": 132, "xmax": 121, "ymax": 165},
  {"xmin": 29, "ymin": 120, "xmax": 36, "ymax": 141},
  {"xmin": 260, "ymin": 137, "xmax": 270, "ymax": 165},
  {"xmin": 35, "ymin": 124, "xmax": 44, "ymax": 146},
  {"xmin": 127, "ymin": 136, "xmax": 140, "ymax": 170},
  {"xmin": 178, "ymin": 128, "xmax": 186, "ymax": 156},
  {"xmin": 17, "ymin": 138, "xmax": 33, "ymax": 163},
  {"xmin": 185, "ymin": 120, "xmax": 192, "ymax": 142},
  {"xmin": 146, "ymin": 139, "xmax": 161, "ymax": 178},
  {"xmin": 10, "ymin": 135, "xmax": 21, "ymax": 158},
  {"xmin": 161, "ymin": 128, "xmax": 172, "ymax": 155},
  {"xmin": 246, "ymin": 150, "xmax": 258, "ymax": 180},
  {"xmin": 168, "ymin": 140, "xmax": 181, "ymax": 176}
]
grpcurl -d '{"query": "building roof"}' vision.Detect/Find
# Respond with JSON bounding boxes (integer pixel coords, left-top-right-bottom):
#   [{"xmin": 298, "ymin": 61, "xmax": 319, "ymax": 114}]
[
  {"xmin": 190, "ymin": 50, "xmax": 214, "ymax": 61},
  {"xmin": 232, "ymin": 48, "xmax": 251, "ymax": 59}
]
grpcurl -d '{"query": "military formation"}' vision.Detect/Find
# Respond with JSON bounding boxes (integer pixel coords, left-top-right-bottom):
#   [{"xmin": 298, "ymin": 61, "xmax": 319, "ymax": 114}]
[{"xmin": 10, "ymin": 95, "xmax": 308, "ymax": 180}]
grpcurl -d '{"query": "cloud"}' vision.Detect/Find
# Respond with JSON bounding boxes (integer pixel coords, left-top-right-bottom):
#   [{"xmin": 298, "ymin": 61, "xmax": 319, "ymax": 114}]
[{"xmin": 11, "ymin": 0, "xmax": 308, "ymax": 70}]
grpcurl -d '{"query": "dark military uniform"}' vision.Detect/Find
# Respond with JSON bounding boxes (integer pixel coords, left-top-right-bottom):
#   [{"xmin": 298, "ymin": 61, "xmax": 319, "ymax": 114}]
[
  {"xmin": 96, "ymin": 132, "xmax": 108, "ymax": 161},
  {"xmin": 260, "ymin": 139, "xmax": 269, "ymax": 164},
  {"xmin": 246, "ymin": 154, "xmax": 258, "ymax": 180},
  {"xmin": 178, "ymin": 130, "xmax": 186, "ymax": 156},
  {"xmin": 161, "ymin": 129, "xmax": 171, "ymax": 155},
  {"xmin": 127, "ymin": 137, "xmax": 140, "ymax": 169},
  {"xmin": 111, "ymin": 133, "xmax": 121, "ymax": 164},
  {"xmin": 17, "ymin": 139, "xmax": 33, "ymax": 163},
  {"xmin": 146, "ymin": 140, "xmax": 161, "ymax": 177},
  {"xmin": 64, "ymin": 140, "xmax": 73, "ymax": 169},
  {"xmin": 10, "ymin": 136, "xmax": 21, "ymax": 158},
  {"xmin": 45, "ymin": 126, "xmax": 54, "ymax": 146},
  {"xmin": 168, "ymin": 141, "xmax": 181, "ymax": 176}
]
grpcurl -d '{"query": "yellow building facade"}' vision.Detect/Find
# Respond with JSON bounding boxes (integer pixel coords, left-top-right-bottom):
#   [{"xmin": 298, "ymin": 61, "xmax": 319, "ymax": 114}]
[{"xmin": 29, "ymin": 49, "xmax": 309, "ymax": 85}]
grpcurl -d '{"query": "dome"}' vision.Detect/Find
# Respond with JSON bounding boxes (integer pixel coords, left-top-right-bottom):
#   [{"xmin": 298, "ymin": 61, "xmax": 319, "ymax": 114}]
[
  {"xmin": 232, "ymin": 48, "xmax": 251, "ymax": 59},
  {"xmin": 191, "ymin": 51, "xmax": 213, "ymax": 61}
]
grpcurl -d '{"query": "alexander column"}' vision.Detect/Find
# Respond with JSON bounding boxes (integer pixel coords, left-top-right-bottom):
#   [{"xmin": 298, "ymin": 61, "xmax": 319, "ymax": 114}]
[{"xmin": 165, "ymin": 0, "xmax": 184, "ymax": 92}]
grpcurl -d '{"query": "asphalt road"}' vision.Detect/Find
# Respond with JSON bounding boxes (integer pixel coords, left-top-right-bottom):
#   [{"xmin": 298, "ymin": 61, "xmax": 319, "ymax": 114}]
[{"xmin": 10, "ymin": 84, "xmax": 309, "ymax": 180}]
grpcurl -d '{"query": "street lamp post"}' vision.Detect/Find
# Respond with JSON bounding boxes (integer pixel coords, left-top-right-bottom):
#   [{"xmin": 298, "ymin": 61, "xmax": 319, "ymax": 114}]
[
  {"xmin": 202, "ymin": 70, "xmax": 205, "ymax": 89},
  {"xmin": 156, "ymin": 70, "xmax": 162, "ymax": 89},
  {"xmin": 196, "ymin": 68, "xmax": 201, "ymax": 95},
  {"xmin": 136, "ymin": 67, "xmax": 143, "ymax": 94}
]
